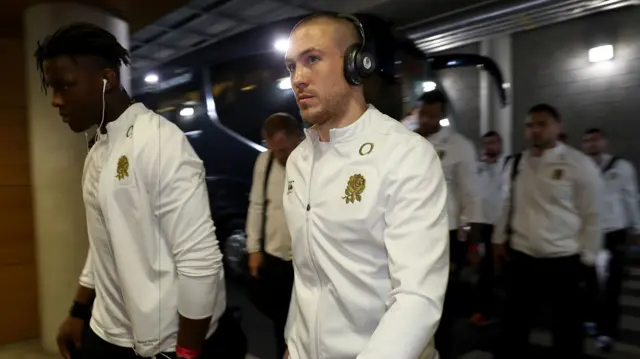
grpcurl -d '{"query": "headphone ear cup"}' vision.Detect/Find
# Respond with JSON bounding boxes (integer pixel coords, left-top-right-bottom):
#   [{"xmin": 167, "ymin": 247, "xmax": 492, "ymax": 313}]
[
  {"xmin": 356, "ymin": 51, "xmax": 376, "ymax": 78},
  {"xmin": 343, "ymin": 44, "xmax": 362, "ymax": 86}
]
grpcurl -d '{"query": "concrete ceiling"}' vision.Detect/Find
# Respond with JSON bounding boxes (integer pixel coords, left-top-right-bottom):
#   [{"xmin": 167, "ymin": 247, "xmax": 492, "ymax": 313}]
[{"xmin": 128, "ymin": 0, "xmax": 497, "ymax": 75}]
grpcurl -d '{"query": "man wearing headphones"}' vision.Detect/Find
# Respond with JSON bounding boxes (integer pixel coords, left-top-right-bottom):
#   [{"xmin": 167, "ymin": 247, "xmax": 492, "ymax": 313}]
[
  {"xmin": 283, "ymin": 14, "xmax": 450, "ymax": 359},
  {"xmin": 35, "ymin": 23, "xmax": 237, "ymax": 359}
]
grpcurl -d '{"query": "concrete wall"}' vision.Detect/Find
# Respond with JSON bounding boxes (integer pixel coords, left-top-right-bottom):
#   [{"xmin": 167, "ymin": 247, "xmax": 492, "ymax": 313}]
[{"xmin": 512, "ymin": 6, "xmax": 640, "ymax": 168}]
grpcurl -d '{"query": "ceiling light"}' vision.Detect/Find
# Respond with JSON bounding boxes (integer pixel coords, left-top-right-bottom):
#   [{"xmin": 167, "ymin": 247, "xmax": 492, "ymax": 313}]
[
  {"xmin": 422, "ymin": 81, "xmax": 437, "ymax": 92},
  {"xmin": 589, "ymin": 45, "xmax": 614, "ymax": 63},
  {"xmin": 277, "ymin": 77, "xmax": 292, "ymax": 90},
  {"xmin": 179, "ymin": 107, "xmax": 194, "ymax": 117},
  {"xmin": 440, "ymin": 118, "xmax": 450, "ymax": 127},
  {"xmin": 144, "ymin": 73, "xmax": 159, "ymax": 84},
  {"xmin": 274, "ymin": 38, "xmax": 289, "ymax": 52}
]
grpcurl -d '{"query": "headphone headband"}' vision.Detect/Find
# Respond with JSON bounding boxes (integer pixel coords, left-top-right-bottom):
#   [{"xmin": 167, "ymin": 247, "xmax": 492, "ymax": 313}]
[{"xmin": 337, "ymin": 14, "xmax": 366, "ymax": 50}]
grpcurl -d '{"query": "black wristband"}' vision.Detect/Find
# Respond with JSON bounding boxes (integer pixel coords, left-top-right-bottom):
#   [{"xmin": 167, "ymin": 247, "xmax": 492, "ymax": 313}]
[{"xmin": 69, "ymin": 301, "xmax": 91, "ymax": 321}]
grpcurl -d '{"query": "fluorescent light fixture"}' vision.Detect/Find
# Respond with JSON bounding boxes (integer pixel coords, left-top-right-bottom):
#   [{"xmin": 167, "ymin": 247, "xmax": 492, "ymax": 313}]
[
  {"xmin": 440, "ymin": 118, "xmax": 450, "ymax": 127},
  {"xmin": 422, "ymin": 81, "xmax": 437, "ymax": 92},
  {"xmin": 179, "ymin": 107, "xmax": 195, "ymax": 117},
  {"xmin": 277, "ymin": 77, "xmax": 292, "ymax": 90},
  {"xmin": 274, "ymin": 38, "xmax": 289, "ymax": 52},
  {"xmin": 144, "ymin": 73, "xmax": 159, "ymax": 84},
  {"xmin": 589, "ymin": 45, "xmax": 614, "ymax": 63}
]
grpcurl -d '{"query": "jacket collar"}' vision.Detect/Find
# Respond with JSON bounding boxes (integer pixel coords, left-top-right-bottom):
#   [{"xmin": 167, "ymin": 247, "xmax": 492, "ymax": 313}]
[
  {"xmin": 99, "ymin": 103, "xmax": 147, "ymax": 142},
  {"xmin": 425, "ymin": 126, "xmax": 452, "ymax": 146},
  {"xmin": 304, "ymin": 105, "xmax": 375, "ymax": 144}
]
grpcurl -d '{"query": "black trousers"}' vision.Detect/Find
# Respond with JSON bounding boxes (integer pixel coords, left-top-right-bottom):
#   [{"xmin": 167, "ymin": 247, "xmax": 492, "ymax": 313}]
[
  {"xmin": 247, "ymin": 254, "xmax": 294, "ymax": 359},
  {"xmin": 598, "ymin": 229, "xmax": 628, "ymax": 338},
  {"xmin": 434, "ymin": 230, "xmax": 461, "ymax": 359},
  {"xmin": 496, "ymin": 250, "xmax": 584, "ymax": 359},
  {"xmin": 473, "ymin": 224, "xmax": 495, "ymax": 316},
  {"xmin": 79, "ymin": 310, "xmax": 246, "ymax": 359}
]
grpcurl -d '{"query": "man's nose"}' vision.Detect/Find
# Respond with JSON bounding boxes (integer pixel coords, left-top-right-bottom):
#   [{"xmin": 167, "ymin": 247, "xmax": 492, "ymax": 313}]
[
  {"xmin": 51, "ymin": 91, "xmax": 63, "ymax": 108},
  {"xmin": 292, "ymin": 68, "xmax": 308, "ymax": 89}
]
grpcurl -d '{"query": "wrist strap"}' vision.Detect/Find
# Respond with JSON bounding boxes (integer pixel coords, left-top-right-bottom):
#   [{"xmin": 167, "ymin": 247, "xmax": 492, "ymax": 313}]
[
  {"xmin": 69, "ymin": 301, "xmax": 91, "ymax": 321},
  {"xmin": 176, "ymin": 346, "xmax": 201, "ymax": 359}
]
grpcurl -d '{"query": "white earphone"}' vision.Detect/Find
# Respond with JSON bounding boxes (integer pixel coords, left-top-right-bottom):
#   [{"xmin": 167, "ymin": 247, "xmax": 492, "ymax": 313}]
[{"xmin": 84, "ymin": 79, "xmax": 108, "ymax": 152}]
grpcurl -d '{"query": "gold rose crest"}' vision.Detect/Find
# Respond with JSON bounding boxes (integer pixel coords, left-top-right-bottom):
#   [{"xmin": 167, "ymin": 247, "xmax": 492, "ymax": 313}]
[
  {"xmin": 342, "ymin": 174, "xmax": 366, "ymax": 204},
  {"xmin": 116, "ymin": 155, "xmax": 129, "ymax": 180}
]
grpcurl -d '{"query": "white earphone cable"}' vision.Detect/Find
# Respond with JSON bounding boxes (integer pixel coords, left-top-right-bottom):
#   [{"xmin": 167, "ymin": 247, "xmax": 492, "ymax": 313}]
[{"xmin": 84, "ymin": 79, "xmax": 107, "ymax": 152}]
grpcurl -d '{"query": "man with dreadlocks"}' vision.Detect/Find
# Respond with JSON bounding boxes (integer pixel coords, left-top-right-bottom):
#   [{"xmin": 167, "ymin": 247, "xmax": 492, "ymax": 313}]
[{"xmin": 35, "ymin": 23, "xmax": 238, "ymax": 359}]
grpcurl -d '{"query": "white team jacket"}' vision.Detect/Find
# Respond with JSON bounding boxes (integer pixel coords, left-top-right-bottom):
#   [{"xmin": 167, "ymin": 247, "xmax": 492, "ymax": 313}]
[
  {"xmin": 79, "ymin": 104, "xmax": 226, "ymax": 356},
  {"xmin": 426, "ymin": 127, "xmax": 484, "ymax": 229},
  {"xmin": 283, "ymin": 106, "xmax": 450, "ymax": 359}
]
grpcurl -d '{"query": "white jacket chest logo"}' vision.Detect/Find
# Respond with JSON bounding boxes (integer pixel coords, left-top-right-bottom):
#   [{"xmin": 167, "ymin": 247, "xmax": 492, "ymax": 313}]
[
  {"xmin": 116, "ymin": 155, "xmax": 130, "ymax": 180},
  {"xmin": 342, "ymin": 173, "xmax": 366, "ymax": 204}
]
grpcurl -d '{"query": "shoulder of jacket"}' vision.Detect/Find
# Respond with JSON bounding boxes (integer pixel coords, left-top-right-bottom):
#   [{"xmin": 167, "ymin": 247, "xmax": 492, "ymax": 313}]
[{"xmin": 132, "ymin": 111, "xmax": 186, "ymax": 147}]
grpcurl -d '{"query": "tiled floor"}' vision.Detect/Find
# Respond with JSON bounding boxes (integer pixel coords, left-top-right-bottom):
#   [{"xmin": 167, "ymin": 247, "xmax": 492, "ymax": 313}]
[{"xmin": 0, "ymin": 341, "xmax": 56, "ymax": 359}]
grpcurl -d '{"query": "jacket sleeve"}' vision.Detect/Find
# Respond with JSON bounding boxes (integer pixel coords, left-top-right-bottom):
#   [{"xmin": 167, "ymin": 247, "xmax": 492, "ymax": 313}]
[
  {"xmin": 575, "ymin": 156, "xmax": 604, "ymax": 266},
  {"xmin": 78, "ymin": 249, "xmax": 95, "ymax": 289},
  {"xmin": 620, "ymin": 160, "xmax": 640, "ymax": 234},
  {"xmin": 246, "ymin": 153, "xmax": 267, "ymax": 253},
  {"xmin": 357, "ymin": 137, "xmax": 449, "ymax": 359},
  {"xmin": 455, "ymin": 138, "xmax": 485, "ymax": 224},
  {"xmin": 139, "ymin": 118, "xmax": 223, "ymax": 320}
]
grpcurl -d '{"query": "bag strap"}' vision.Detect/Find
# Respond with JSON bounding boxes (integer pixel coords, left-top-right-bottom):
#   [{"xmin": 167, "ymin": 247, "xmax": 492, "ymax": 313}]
[
  {"xmin": 602, "ymin": 156, "xmax": 619, "ymax": 174},
  {"xmin": 505, "ymin": 153, "xmax": 523, "ymax": 241},
  {"xmin": 260, "ymin": 153, "xmax": 274, "ymax": 253}
]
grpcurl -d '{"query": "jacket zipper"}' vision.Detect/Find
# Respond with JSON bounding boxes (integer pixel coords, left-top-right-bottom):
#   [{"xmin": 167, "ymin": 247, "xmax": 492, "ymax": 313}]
[{"xmin": 305, "ymin": 150, "xmax": 322, "ymax": 359}]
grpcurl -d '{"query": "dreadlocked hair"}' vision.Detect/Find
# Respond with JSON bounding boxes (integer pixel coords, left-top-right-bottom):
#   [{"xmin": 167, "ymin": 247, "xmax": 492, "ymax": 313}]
[{"xmin": 34, "ymin": 22, "xmax": 131, "ymax": 93}]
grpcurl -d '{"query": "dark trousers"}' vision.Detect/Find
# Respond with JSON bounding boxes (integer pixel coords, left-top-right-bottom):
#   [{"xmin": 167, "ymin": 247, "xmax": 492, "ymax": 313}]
[
  {"xmin": 247, "ymin": 254, "xmax": 294, "ymax": 359},
  {"xmin": 79, "ymin": 310, "xmax": 247, "ymax": 359},
  {"xmin": 496, "ymin": 250, "xmax": 584, "ymax": 359},
  {"xmin": 473, "ymin": 224, "xmax": 495, "ymax": 316},
  {"xmin": 435, "ymin": 230, "xmax": 461, "ymax": 359},
  {"xmin": 598, "ymin": 229, "xmax": 628, "ymax": 338}
]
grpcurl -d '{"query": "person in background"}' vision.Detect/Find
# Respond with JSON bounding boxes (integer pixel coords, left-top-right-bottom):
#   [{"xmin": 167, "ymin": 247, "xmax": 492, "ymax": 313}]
[
  {"xmin": 282, "ymin": 13, "xmax": 449, "ymax": 359},
  {"xmin": 582, "ymin": 127, "xmax": 640, "ymax": 352},
  {"xmin": 37, "ymin": 23, "xmax": 240, "ymax": 359},
  {"xmin": 558, "ymin": 132, "xmax": 568, "ymax": 143},
  {"xmin": 493, "ymin": 104, "xmax": 603, "ymax": 359},
  {"xmin": 246, "ymin": 113, "xmax": 303, "ymax": 359},
  {"xmin": 416, "ymin": 89, "xmax": 485, "ymax": 358},
  {"xmin": 401, "ymin": 105, "xmax": 420, "ymax": 132},
  {"xmin": 469, "ymin": 130, "xmax": 508, "ymax": 326}
]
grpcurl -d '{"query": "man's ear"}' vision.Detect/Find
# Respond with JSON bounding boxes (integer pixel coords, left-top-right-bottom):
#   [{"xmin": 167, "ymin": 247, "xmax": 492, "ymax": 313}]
[{"xmin": 101, "ymin": 69, "xmax": 119, "ymax": 92}]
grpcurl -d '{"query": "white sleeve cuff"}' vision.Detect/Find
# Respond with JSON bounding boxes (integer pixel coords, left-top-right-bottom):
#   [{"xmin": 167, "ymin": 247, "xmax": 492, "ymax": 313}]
[{"xmin": 177, "ymin": 272, "xmax": 221, "ymax": 319}]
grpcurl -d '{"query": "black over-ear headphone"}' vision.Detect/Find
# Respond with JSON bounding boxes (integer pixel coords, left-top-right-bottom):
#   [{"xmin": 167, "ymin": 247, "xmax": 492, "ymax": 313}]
[{"xmin": 338, "ymin": 14, "xmax": 377, "ymax": 86}]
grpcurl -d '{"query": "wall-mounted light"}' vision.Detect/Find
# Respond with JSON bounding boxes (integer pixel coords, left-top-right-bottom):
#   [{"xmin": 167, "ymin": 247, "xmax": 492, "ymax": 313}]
[
  {"xmin": 277, "ymin": 77, "xmax": 292, "ymax": 90},
  {"xmin": 144, "ymin": 73, "xmax": 159, "ymax": 84},
  {"xmin": 422, "ymin": 81, "xmax": 437, "ymax": 92},
  {"xmin": 274, "ymin": 38, "xmax": 289, "ymax": 53},
  {"xmin": 440, "ymin": 118, "xmax": 450, "ymax": 127},
  {"xmin": 589, "ymin": 45, "xmax": 614, "ymax": 63},
  {"xmin": 179, "ymin": 107, "xmax": 195, "ymax": 117}
]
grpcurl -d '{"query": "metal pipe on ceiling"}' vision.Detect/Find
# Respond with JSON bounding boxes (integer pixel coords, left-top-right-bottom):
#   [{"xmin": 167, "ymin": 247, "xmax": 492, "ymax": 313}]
[
  {"xmin": 402, "ymin": 0, "xmax": 556, "ymax": 39},
  {"xmin": 406, "ymin": 0, "xmax": 637, "ymax": 53}
]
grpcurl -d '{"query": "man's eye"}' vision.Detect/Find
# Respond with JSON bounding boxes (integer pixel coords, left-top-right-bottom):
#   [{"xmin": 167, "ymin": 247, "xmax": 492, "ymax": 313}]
[
  {"xmin": 286, "ymin": 64, "xmax": 295, "ymax": 73},
  {"xmin": 308, "ymin": 55, "xmax": 319, "ymax": 64}
]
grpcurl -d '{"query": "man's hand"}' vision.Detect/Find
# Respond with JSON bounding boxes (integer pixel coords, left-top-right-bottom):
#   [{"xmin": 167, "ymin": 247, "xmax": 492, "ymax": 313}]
[
  {"xmin": 56, "ymin": 317, "xmax": 84, "ymax": 359},
  {"xmin": 283, "ymin": 348, "xmax": 289, "ymax": 359},
  {"xmin": 493, "ymin": 243, "xmax": 508, "ymax": 268},
  {"xmin": 248, "ymin": 252, "xmax": 264, "ymax": 278}
]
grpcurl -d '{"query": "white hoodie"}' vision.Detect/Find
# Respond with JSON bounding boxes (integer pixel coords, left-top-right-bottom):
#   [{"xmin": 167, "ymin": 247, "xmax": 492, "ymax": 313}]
[{"xmin": 283, "ymin": 106, "xmax": 449, "ymax": 359}]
